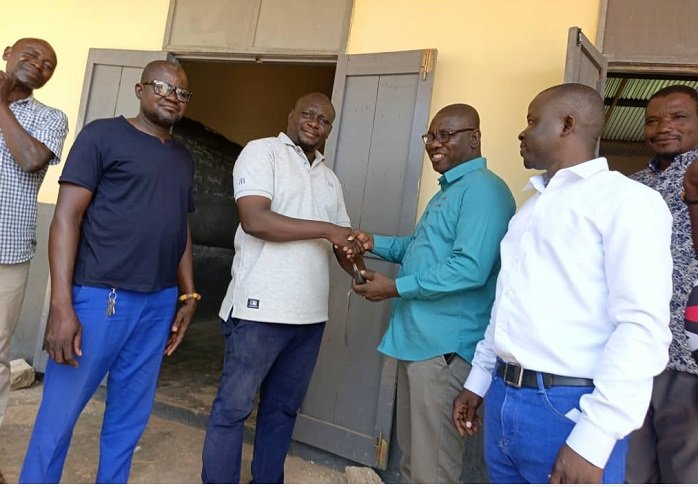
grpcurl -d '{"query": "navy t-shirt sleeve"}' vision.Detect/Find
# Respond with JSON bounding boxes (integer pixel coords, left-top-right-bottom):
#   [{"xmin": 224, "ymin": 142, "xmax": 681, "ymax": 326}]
[{"xmin": 59, "ymin": 123, "xmax": 103, "ymax": 192}]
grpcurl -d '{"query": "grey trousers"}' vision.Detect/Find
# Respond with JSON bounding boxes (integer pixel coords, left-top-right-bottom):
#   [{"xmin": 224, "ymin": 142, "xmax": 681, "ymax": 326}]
[
  {"xmin": 626, "ymin": 368, "xmax": 698, "ymax": 483},
  {"xmin": 396, "ymin": 355, "xmax": 484, "ymax": 483}
]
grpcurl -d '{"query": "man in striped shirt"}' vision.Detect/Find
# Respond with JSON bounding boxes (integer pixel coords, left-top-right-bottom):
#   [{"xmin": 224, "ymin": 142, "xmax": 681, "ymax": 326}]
[{"xmin": 0, "ymin": 39, "xmax": 67, "ymax": 481}]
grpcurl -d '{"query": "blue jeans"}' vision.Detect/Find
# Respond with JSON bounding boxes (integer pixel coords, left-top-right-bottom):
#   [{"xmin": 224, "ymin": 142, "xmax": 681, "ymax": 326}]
[
  {"xmin": 201, "ymin": 317, "xmax": 325, "ymax": 484},
  {"xmin": 484, "ymin": 371, "xmax": 628, "ymax": 483},
  {"xmin": 20, "ymin": 285, "xmax": 176, "ymax": 483}
]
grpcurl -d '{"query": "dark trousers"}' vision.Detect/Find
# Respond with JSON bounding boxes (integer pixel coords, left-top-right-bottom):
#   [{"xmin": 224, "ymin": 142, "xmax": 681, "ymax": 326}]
[
  {"xmin": 201, "ymin": 317, "xmax": 325, "ymax": 484},
  {"xmin": 627, "ymin": 368, "xmax": 698, "ymax": 483}
]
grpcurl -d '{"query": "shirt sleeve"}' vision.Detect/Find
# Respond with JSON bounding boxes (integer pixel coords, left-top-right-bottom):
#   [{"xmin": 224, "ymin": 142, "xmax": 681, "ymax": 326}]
[
  {"xmin": 33, "ymin": 107, "xmax": 68, "ymax": 165},
  {"xmin": 464, "ymin": 319, "xmax": 498, "ymax": 396},
  {"xmin": 395, "ymin": 180, "xmax": 514, "ymax": 300},
  {"xmin": 565, "ymin": 188, "xmax": 673, "ymax": 468},
  {"xmin": 59, "ymin": 123, "xmax": 102, "ymax": 192},
  {"xmin": 233, "ymin": 140, "xmax": 275, "ymax": 201},
  {"xmin": 372, "ymin": 234, "xmax": 415, "ymax": 264},
  {"xmin": 334, "ymin": 177, "xmax": 351, "ymax": 227}
]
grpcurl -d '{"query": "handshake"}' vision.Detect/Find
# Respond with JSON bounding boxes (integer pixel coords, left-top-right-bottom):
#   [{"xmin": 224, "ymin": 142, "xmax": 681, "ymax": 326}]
[
  {"xmin": 331, "ymin": 228, "xmax": 373, "ymax": 261},
  {"xmin": 330, "ymin": 227, "xmax": 399, "ymax": 302}
]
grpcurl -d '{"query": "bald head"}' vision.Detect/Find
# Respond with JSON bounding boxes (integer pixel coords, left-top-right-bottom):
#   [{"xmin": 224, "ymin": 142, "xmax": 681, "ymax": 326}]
[
  {"xmin": 13, "ymin": 38, "xmax": 56, "ymax": 60},
  {"xmin": 424, "ymin": 103, "xmax": 482, "ymax": 173},
  {"xmin": 292, "ymin": 92, "xmax": 335, "ymax": 120},
  {"xmin": 141, "ymin": 60, "xmax": 186, "ymax": 84},
  {"xmin": 11, "ymin": 38, "xmax": 56, "ymax": 62},
  {"xmin": 537, "ymin": 83, "xmax": 605, "ymax": 145},
  {"xmin": 286, "ymin": 92, "xmax": 335, "ymax": 160},
  {"xmin": 434, "ymin": 103, "xmax": 480, "ymax": 129},
  {"xmin": 3, "ymin": 38, "xmax": 58, "ymax": 94},
  {"xmin": 519, "ymin": 83, "xmax": 605, "ymax": 178}
]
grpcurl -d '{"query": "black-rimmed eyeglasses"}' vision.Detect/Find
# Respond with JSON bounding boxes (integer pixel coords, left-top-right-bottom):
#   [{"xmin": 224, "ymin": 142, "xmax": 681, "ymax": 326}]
[
  {"xmin": 142, "ymin": 80, "xmax": 193, "ymax": 103},
  {"xmin": 421, "ymin": 128, "xmax": 476, "ymax": 145}
]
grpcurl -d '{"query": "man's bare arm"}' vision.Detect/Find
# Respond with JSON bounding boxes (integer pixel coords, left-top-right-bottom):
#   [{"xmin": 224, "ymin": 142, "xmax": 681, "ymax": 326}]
[{"xmin": 43, "ymin": 184, "xmax": 92, "ymax": 366}]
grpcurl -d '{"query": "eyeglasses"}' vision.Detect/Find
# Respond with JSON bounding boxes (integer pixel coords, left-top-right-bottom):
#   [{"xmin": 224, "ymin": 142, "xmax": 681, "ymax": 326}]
[
  {"xmin": 421, "ymin": 128, "xmax": 476, "ymax": 145},
  {"xmin": 142, "ymin": 80, "xmax": 192, "ymax": 103}
]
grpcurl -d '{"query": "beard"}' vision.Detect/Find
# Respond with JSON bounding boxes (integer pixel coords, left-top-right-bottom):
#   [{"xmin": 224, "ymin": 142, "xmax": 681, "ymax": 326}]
[{"xmin": 142, "ymin": 105, "xmax": 183, "ymax": 128}]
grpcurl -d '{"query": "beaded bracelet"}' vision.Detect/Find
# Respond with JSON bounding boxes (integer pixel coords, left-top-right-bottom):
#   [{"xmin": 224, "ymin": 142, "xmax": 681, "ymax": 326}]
[{"xmin": 178, "ymin": 292, "xmax": 202, "ymax": 302}]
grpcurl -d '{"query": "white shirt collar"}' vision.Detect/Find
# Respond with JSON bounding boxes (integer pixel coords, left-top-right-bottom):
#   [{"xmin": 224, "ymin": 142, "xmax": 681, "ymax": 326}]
[
  {"xmin": 277, "ymin": 132, "xmax": 324, "ymax": 165},
  {"xmin": 523, "ymin": 157, "xmax": 609, "ymax": 193}
]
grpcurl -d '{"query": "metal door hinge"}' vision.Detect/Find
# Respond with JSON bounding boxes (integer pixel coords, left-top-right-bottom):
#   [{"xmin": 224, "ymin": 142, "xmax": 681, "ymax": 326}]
[
  {"xmin": 420, "ymin": 50, "xmax": 434, "ymax": 81},
  {"xmin": 375, "ymin": 430, "xmax": 389, "ymax": 468}
]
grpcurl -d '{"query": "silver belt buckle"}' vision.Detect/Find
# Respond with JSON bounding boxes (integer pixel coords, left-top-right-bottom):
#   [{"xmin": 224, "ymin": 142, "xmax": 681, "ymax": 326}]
[{"xmin": 504, "ymin": 362, "xmax": 524, "ymax": 388}]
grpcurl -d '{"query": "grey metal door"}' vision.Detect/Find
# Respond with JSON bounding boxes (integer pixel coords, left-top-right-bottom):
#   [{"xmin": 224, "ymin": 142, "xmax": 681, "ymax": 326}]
[
  {"xmin": 564, "ymin": 26, "xmax": 608, "ymax": 95},
  {"xmin": 293, "ymin": 49, "xmax": 437, "ymax": 468}
]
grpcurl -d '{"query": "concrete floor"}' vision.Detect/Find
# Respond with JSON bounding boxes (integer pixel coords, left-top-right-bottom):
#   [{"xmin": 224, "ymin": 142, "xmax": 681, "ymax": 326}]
[{"xmin": 0, "ymin": 320, "xmax": 348, "ymax": 484}]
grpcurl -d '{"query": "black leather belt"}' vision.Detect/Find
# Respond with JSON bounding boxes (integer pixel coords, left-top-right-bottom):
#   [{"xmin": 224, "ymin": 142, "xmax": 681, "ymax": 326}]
[{"xmin": 496, "ymin": 361, "xmax": 594, "ymax": 388}]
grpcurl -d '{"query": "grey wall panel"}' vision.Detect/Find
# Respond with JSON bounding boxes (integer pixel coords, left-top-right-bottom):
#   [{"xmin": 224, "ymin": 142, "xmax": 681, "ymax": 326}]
[
  {"xmin": 330, "ymin": 76, "xmax": 378, "ymax": 226},
  {"xmin": 564, "ymin": 27, "xmax": 607, "ymax": 95},
  {"xmin": 164, "ymin": 0, "xmax": 352, "ymax": 55},
  {"xmin": 602, "ymin": 0, "xmax": 698, "ymax": 61},
  {"xmin": 113, "ymin": 66, "xmax": 144, "ymax": 119},
  {"xmin": 254, "ymin": 0, "xmax": 351, "ymax": 52},
  {"xmin": 84, "ymin": 64, "xmax": 121, "ymax": 126},
  {"xmin": 360, "ymin": 74, "xmax": 418, "ymax": 235},
  {"xmin": 166, "ymin": 0, "xmax": 259, "ymax": 51},
  {"xmin": 324, "ymin": 73, "xmax": 419, "ymax": 434}
]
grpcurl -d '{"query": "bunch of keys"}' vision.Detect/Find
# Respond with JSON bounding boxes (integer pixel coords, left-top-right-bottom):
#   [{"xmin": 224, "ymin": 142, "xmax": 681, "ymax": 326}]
[
  {"xmin": 352, "ymin": 263, "xmax": 366, "ymax": 284},
  {"xmin": 106, "ymin": 288, "xmax": 117, "ymax": 317}
]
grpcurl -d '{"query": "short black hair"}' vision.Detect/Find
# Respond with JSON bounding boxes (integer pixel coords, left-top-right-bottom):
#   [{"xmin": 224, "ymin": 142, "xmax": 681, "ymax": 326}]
[{"xmin": 648, "ymin": 85, "xmax": 698, "ymax": 111}]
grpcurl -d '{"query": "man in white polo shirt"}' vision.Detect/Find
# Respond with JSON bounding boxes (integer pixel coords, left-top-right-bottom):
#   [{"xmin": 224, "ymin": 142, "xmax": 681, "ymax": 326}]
[{"xmin": 201, "ymin": 92, "xmax": 360, "ymax": 484}]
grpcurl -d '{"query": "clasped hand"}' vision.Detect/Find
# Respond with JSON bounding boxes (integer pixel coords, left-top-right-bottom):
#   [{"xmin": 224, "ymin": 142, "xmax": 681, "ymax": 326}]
[
  {"xmin": 330, "ymin": 227, "xmax": 365, "ymax": 260},
  {"xmin": 352, "ymin": 268, "xmax": 399, "ymax": 301},
  {"xmin": 0, "ymin": 70, "xmax": 14, "ymax": 104}
]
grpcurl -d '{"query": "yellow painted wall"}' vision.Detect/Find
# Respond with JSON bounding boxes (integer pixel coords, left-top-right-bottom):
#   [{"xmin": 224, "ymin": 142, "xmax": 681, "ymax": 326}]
[
  {"xmin": 1, "ymin": 0, "xmax": 171, "ymax": 203},
  {"xmin": 2, "ymin": 0, "xmax": 600, "ymax": 211},
  {"xmin": 347, "ymin": 0, "xmax": 601, "ymax": 211}
]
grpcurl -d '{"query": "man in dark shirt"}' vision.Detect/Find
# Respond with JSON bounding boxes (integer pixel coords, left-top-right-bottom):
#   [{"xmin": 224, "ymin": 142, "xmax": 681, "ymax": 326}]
[
  {"xmin": 19, "ymin": 60, "xmax": 197, "ymax": 484},
  {"xmin": 627, "ymin": 84, "xmax": 698, "ymax": 483}
]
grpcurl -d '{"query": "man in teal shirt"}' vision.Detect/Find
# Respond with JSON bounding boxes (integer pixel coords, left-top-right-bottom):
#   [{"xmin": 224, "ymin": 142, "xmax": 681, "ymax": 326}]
[{"xmin": 352, "ymin": 103, "xmax": 515, "ymax": 483}]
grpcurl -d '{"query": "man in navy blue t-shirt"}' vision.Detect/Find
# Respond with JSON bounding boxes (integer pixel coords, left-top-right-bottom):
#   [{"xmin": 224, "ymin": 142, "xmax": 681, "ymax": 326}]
[{"xmin": 20, "ymin": 60, "xmax": 198, "ymax": 484}]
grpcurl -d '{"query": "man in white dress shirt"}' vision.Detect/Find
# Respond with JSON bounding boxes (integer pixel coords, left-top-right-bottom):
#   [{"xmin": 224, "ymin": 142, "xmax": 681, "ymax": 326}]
[{"xmin": 451, "ymin": 83, "xmax": 673, "ymax": 483}]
